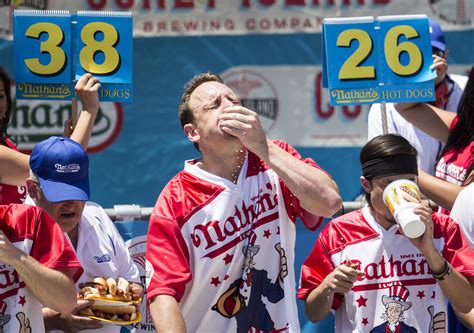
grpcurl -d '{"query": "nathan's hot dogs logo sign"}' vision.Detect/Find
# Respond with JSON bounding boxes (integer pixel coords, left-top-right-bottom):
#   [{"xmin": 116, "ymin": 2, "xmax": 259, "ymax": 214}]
[
  {"xmin": 13, "ymin": 9, "xmax": 133, "ymax": 103},
  {"xmin": 322, "ymin": 15, "xmax": 436, "ymax": 106},
  {"xmin": 8, "ymin": 87, "xmax": 123, "ymax": 153}
]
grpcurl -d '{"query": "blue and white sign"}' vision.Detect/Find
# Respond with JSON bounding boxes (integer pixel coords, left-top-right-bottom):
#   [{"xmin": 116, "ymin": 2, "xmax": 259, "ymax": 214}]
[
  {"xmin": 322, "ymin": 15, "xmax": 436, "ymax": 106},
  {"xmin": 13, "ymin": 10, "xmax": 133, "ymax": 102}
]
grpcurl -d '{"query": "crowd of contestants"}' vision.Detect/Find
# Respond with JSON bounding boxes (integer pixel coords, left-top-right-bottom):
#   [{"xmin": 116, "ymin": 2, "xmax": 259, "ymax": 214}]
[{"xmin": 0, "ymin": 19, "xmax": 473, "ymax": 333}]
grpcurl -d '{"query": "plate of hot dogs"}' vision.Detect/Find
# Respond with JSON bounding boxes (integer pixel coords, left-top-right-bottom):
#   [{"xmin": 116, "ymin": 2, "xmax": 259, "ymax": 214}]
[{"xmin": 77, "ymin": 277, "xmax": 142, "ymax": 325}]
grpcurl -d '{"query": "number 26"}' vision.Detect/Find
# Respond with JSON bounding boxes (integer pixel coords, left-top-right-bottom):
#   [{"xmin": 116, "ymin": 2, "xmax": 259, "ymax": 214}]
[
  {"xmin": 24, "ymin": 21, "xmax": 120, "ymax": 76},
  {"xmin": 337, "ymin": 25, "xmax": 423, "ymax": 80}
]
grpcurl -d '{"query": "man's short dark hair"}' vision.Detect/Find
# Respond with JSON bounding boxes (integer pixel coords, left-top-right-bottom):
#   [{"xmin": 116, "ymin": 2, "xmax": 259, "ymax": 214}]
[
  {"xmin": 178, "ymin": 72, "xmax": 224, "ymax": 152},
  {"xmin": 178, "ymin": 72, "xmax": 224, "ymax": 128}
]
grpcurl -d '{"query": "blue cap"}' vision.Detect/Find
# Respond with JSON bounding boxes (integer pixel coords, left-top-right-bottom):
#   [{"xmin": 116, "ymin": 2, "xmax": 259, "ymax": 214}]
[
  {"xmin": 429, "ymin": 19, "xmax": 446, "ymax": 51},
  {"xmin": 30, "ymin": 136, "xmax": 90, "ymax": 202}
]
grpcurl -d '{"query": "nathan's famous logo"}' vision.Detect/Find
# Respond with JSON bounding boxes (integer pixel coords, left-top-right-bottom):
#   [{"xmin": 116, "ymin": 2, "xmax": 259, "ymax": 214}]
[
  {"xmin": 221, "ymin": 70, "xmax": 278, "ymax": 132},
  {"xmin": 9, "ymin": 88, "xmax": 123, "ymax": 153},
  {"xmin": 428, "ymin": 0, "xmax": 472, "ymax": 25},
  {"xmin": 190, "ymin": 182, "xmax": 279, "ymax": 258},
  {"xmin": 16, "ymin": 83, "xmax": 72, "ymax": 99},
  {"xmin": 331, "ymin": 88, "xmax": 379, "ymax": 104},
  {"xmin": 345, "ymin": 255, "xmax": 431, "ymax": 282}
]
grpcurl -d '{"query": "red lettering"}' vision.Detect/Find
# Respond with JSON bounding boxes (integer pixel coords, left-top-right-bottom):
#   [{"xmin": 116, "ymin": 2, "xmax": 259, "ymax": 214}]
[
  {"xmin": 315, "ymin": 72, "xmax": 334, "ymax": 119},
  {"xmin": 246, "ymin": 18, "xmax": 256, "ymax": 30},
  {"xmin": 171, "ymin": 20, "xmax": 180, "ymax": 32},
  {"xmin": 191, "ymin": 220, "xmax": 225, "ymax": 249},
  {"xmin": 259, "ymin": 0, "xmax": 276, "ymax": 6},
  {"xmin": 175, "ymin": 0, "xmax": 194, "ymax": 8},
  {"xmin": 0, "ymin": 268, "xmax": 19, "ymax": 289},
  {"xmin": 157, "ymin": 21, "xmax": 166, "ymax": 32},
  {"xmin": 223, "ymin": 217, "xmax": 239, "ymax": 236},
  {"xmin": 191, "ymin": 184, "xmax": 278, "ymax": 251},
  {"xmin": 285, "ymin": 0, "xmax": 305, "ymax": 5},
  {"xmin": 87, "ymin": 0, "xmax": 106, "ymax": 10},
  {"xmin": 116, "ymin": 0, "xmax": 133, "ymax": 9},
  {"xmin": 374, "ymin": 0, "xmax": 390, "ymax": 3},
  {"xmin": 290, "ymin": 17, "xmax": 300, "ymax": 28},
  {"xmin": 342, "ymin": 105, "xmax": 361, "ymax": 119},
  {"xmin": 184, "ymin": 20, "xmax": 199, "ymax": 31},
  {"xmin": 355, "ymin": 255, "xmax": 431, "ymax": 281},
  {"xmin": 143, "ymin": 21, "xmax": 152, "ymax": 32}
]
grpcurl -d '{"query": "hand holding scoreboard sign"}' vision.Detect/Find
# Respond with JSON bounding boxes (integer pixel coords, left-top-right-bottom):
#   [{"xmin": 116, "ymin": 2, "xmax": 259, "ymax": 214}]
[
  {"xmin": 322, "ymin": 15, "xmax": 436, "ymax": 106},
  {"xmin": 14, "ymin": 10, "xmax": 132, "ymax": 102}
]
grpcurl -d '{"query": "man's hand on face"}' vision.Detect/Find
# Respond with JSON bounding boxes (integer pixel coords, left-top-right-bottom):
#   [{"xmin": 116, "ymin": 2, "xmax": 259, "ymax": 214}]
[{"xmin": 218, "ymin": 106, "xmax": 268, "ymax": 157}]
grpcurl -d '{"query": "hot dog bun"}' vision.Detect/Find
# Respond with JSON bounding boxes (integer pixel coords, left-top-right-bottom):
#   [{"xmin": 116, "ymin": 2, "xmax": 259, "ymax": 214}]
[
  {"xmin": 93, "ymin": 277, "xmax": 108, "ymax": 289},
  {"xmin": 106, "ymin": 278, "xmax": 117, "ymax": 296},
  {"xmin": 117, "ymin": 278, "xmax": 130, "ymax": 295},
  {"xmin": 89, "ymin": 304, "xmax": 136, "ymax": 315},
  {"xmin": 84, "ymin": 293, "xmax": 132, "ymax": 302}
]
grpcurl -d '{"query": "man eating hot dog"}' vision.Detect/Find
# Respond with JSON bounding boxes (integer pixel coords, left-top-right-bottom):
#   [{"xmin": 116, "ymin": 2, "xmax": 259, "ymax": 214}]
[{"xmin": 24, "ymin": 136, "xmax": 143, "ymax": 333}]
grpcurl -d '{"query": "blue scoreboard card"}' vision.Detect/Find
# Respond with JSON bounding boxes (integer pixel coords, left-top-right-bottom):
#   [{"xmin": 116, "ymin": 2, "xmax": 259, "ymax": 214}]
[
  {"xmin": 13, "ymin": 10, "xmax": 133, "ymax": 102},
  {"xmin": 322, "ymin": 15, "xmax": 436, "ymax": 106}
]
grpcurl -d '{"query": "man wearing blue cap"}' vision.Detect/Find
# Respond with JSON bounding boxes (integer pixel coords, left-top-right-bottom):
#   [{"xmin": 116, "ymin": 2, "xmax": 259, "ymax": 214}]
[
  {"xmin": 24, "ymin": 136, "xmax": 143, "ymax": 333},
  {"xmin": 368, "ymin": 18, "xmax": 468, "ymax": 176}
]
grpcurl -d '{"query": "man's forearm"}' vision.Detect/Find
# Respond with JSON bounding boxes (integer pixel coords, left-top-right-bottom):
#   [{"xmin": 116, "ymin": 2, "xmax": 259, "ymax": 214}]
[
  {"xmin": 423, "ymin": 249, "xmax": 474, "ymax": 313},
  {"xmin": 418, "ymin": 170, "xmax": 463, "ymax": 211},
  {"xmin": 0, "ymin": 146, "xmax": 29, "ymax": 186},
  {"xmin": 263, "ymin": 140, "xmax": 341, "ymax": 217},
  {"xmin": 304, "ymin": 283, "xmax": 334, "ymax": 323},
  {"xmin": 70, "ymin": 106, "xmax": 98, "ymax": 149},
  {"xmin": 11, "ymin": 254, "xmax": 77, "ymax": 314},
  {"xmin": 150, "ymin": 294, "xmax": 186, "ymax": 333}
]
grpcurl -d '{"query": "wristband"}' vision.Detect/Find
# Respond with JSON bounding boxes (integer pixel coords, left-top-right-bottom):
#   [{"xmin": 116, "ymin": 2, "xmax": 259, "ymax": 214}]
[{"xmin": 431, "ymin": 261, "xmax": 452, "ymax": 281}]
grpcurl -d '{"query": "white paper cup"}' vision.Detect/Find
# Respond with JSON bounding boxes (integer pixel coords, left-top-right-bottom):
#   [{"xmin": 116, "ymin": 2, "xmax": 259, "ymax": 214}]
[
  {"xmin": 383, "ymin": 179, "xmax": 425, "ymax": 238},
  {"xmin": 393, "ymin": 203, "xmax": 426, "ymax": 238}
]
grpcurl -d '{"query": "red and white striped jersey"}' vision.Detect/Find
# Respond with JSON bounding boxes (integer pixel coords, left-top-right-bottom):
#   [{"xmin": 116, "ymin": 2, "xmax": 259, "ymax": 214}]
[
  {"xmin": 0, "ymin": 204, "xmax": 83, "ymax": 333},
  {"xmin": 298, "ymin": 206, "xmax": 474, "ymax": 333},
  {"xmin": 146, "ymin": 141, "xmax": 326, "ymax": 332}
]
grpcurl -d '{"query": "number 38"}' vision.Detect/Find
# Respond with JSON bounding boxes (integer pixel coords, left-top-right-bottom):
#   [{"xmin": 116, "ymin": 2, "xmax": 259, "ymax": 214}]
[
  {"xmin": 338, "ymin": 25, "xmax": 423, "ymax": 80},
  {"xmin": 24, "ymin": 21, "xmax": 120, "ymax": 76}
]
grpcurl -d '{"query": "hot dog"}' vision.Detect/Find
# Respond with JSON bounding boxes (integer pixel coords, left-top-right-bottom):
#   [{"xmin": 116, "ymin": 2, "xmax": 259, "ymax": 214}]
[
  {"xmin": 106, "ymin": 278, "xmax": 117, "ymax": 296},
  {"xmin": 77, "ymin": 277, "xmax": 141, "ymax": 323},
  {"xmin": 78, "ymin": 277, "xmax": 139, "ymax": 302}
]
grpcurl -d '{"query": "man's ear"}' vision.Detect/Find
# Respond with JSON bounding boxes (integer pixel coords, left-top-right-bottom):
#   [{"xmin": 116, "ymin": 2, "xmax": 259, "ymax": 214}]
[
  {"xmin": 25, "ymin": 179, "xmax": 38, "ymax": 199},
  {"xmin": 183, "ymin": 123, "xmax": 199, "ymax": 144},
  {"xmin": 360, "ymin": 176, "xmax": 372, "ymax": 193}
]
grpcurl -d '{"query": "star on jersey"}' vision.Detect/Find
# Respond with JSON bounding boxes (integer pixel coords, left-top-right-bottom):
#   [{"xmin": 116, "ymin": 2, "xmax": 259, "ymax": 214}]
[
  {"xmin": 210, "ymin": 277, "xmax": 221, "ymax": 287},
  {"xmin": 18, "ymin": 296, "xmax": 26, "ymax": 307},
  {"xmin": 263, "ymin": 229, "xmax": 271, "ymax": 239},
  {"xmin": 223, "ymin": 253, "xmax": 233, "ymax": 265},
  {"xmin": 361, "ymin": 317, "xmax": 369, "ymax": 326},
  {"xmin": 417, "ymin": 290, "xmax": 425, "ymax": 299},
  {"xmin": 356, "ymin": 295, "xmax": 367, "ymax": 307}
]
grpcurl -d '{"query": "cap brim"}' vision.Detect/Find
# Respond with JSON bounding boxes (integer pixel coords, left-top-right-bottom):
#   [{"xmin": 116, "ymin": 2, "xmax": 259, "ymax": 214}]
[
  {"xmin": 431, "ymin": 41, "xmax": 446, "ymax": 52},
  {"xmin": 38, "ymin": 176, "xmax": 90, "ymax": 202}
]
